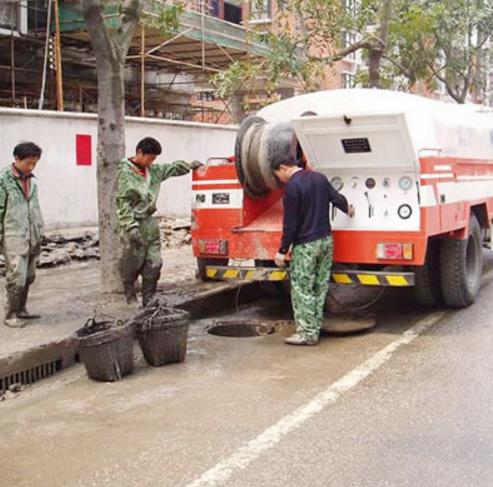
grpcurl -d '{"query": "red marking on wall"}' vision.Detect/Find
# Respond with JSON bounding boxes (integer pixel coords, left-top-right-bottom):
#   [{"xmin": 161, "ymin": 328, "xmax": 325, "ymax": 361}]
[{"xmin": 76, "ymin": 134, "xmax": 92, "ymax": 166}]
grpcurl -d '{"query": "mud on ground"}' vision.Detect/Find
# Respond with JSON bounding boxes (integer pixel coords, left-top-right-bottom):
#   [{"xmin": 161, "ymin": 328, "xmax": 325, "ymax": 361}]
[{"xmin": 0, "ymin": 216, "xmax": 192, "ymax": 271}]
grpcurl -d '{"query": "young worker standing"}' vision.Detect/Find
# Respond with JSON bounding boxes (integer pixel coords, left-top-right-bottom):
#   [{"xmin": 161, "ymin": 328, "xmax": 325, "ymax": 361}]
[
  {"xmin": 273, "ymin": 156, "xmax": 354, "ymax": 346},
  {"xmin": 0, "ymin": 142, "xmax": 44, "ymax": 328},
  {"xmin": 117, "ymin": 137, "xmax": 201, "ymax": 306}
]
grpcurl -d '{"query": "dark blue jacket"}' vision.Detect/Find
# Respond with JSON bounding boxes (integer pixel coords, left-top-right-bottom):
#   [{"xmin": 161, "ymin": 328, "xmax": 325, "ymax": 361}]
[{"xmin": 279, "ymin": 169, "xmax": 348, "ymax": 254}]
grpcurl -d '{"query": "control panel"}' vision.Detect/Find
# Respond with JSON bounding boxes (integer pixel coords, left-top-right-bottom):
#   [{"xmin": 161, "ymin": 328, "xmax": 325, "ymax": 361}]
[{"xmin": 320, "ymin": 169, "xmax": 420, "ymax": 231}]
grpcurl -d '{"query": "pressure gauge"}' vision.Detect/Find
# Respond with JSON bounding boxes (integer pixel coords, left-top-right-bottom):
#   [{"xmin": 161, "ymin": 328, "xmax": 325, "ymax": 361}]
[
  {"xmin": 383, "ymin": 177, "xmax": 391, "ymax": 188},
  {"xmin": 398, "ymin": 204, "xmax": 412, "ymax": 219},
  {"xmin": 330, "ymin": 176, "xmax": 344, "ymax": 191},
  {"xmin": 350, "ymin": 176, "xmax": 359, "ymax": 188},
  {"xmin": 399, "ymin": 176, "xmax": 413, "ymax": 191},
  {"xmin": 365, "ymin": 177, "xmax": 376, "ymax": 189}
]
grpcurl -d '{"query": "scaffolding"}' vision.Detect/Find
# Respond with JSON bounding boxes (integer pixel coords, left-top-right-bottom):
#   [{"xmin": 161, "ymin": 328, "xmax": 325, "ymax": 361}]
[{"xmin": 0, "ymin": 0, "xmax": 276, "ymax": 124}]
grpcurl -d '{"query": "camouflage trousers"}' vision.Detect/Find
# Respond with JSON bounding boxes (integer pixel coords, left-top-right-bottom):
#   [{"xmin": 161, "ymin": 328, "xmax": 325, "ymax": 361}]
[
  {"xmin": 119, "ymin": 217, "xmax": 162, "ymax": 306},
  {"xmin": 290, "ymin": 237, "xmax": 333, "ymax": 339}
]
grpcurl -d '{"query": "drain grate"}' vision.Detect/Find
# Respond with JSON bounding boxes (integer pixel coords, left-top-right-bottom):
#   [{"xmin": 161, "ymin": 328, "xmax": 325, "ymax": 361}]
[{"xmin": 0, "ymin": 358, "xmax": 62, "ymax": 393}]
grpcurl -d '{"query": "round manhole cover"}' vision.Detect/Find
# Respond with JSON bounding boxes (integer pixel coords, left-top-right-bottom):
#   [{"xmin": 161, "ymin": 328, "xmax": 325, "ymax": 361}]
[{"xmin": 208, "ymin": 320, "xmax": 277, "ymax": 337}]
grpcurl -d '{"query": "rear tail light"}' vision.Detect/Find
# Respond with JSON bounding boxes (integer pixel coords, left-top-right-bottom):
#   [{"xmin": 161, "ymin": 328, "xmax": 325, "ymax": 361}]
[
  {"xmin": 198, "ymin": 239, "xmax": 228, "ymax": 256},
  {"xmin": 376, "ymin": 242, "xmax": 413, "ymax": 260}
]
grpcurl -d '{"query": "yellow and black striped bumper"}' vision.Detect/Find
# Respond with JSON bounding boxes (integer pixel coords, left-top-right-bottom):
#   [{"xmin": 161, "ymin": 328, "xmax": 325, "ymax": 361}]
[{"xmin": 205, "ymin": 266, "xmax": 415, "ymax": 287}]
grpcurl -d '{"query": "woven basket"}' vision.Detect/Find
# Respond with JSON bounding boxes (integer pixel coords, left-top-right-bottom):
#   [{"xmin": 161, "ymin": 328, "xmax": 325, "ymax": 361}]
[
  {"xmin": 77, "ymin": 319, "xmax": 135, "ymax": 382},
  {"xmin": 135, "ymin": 308, "xmax": 190, "ymax": 367}
]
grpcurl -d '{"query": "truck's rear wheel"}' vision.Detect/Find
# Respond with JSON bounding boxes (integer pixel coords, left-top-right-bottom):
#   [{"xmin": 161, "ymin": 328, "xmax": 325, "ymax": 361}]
[
  {"xmin": 197, "ymin": 258, "xmax": 228, "ymax": 282},
  {"xmin": 439, "ymin": 214, "xmax": 483, "ymax": 307},
  {"xmin": 413, "ymin": 239, "xmax": 442, "ymax": 307}
]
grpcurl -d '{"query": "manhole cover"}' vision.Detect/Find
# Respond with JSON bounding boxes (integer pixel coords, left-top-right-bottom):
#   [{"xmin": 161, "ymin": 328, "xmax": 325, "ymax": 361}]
[{"xmin": 208, "ymin": 320, "xmax": 277, "ymax": 337}]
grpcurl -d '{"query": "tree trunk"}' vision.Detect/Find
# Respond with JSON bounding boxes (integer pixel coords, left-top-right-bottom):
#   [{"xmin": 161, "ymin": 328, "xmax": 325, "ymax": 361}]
[
  {"xmin": 96, "ymin": 60, "xmax": 125, "ymax": 293},
  {"xmin": 82, "ymin": 0, "xmax": 141, "ymax": 294},
  {"xmin": 367, "ymin": 0, "xmax": 392, "ymax": 89},
  {"xmin": 368, "ymin": 47, "xmax": 383, "ymax": 88},
  {"xmin": 229, "ymin": 94, "xmax": 245, "ymax": 124}
]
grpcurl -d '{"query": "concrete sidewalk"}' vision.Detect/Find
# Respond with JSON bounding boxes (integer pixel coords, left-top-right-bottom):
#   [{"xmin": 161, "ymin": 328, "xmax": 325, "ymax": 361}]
[{"xmin": 0, "ymin": 247, "xmax": 255, "ymax": 386}]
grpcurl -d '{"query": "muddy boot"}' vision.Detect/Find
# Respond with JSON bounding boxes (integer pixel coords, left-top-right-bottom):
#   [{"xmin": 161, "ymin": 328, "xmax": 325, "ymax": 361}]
[
  {"xmin": 124, "ymin": 281, "xmax": 138, "ymax": 304},
  {"xmin": 16, "ymin": 284, "xmax": 41, "ymax": 320},
  {"xmin": 4, "ymin": 293, "xmax": 26, "ymax": 329},
  {"xmin": 142, "ymin": 276, "xmax": 159, "ymax": 308}
]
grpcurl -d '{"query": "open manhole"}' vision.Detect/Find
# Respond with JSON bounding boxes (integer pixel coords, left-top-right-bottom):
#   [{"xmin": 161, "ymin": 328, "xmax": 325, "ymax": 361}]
[{"xmin": 208, "ymin": 320, "xmax": 277, "ymax": 337}]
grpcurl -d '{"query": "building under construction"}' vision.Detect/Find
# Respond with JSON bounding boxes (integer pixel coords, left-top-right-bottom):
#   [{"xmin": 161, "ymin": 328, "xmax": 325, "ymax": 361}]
[{"xmin": 0, "ymin": 0, "xmax": 281, "ymax": 124}]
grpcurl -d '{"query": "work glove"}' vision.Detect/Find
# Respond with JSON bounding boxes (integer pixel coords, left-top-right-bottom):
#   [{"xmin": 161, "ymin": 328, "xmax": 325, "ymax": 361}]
[
  {"xmin": 274, "ymin": 252, "xmax": 287, "ymax": 268},
  {"xmin": 189, "ymin": 160, "xmax": 203, "ymax": 171},
  {"xmin": 348, "ymin": 204, "xmax": 356, "ymax": 218},
  {"xmin": 127, "ymin": 227, "xmax": 144, "ymax": 249}
]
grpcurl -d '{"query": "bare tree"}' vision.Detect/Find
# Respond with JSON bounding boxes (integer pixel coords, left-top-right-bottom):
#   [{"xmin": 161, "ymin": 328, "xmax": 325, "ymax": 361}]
[{"xmin": 80, "ymin": 0, "xmax": 142, "ymax": 293}]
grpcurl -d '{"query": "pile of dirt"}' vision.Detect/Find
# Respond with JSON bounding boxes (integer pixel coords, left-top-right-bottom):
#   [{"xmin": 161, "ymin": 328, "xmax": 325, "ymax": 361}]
[
  {"xmin": 159, "ymin": 217, "xmax": 192, "ymax": 249},
  {"xmin": 0, "ymin": 217, "xmax": 192, "ymax": 271},
  {"xmin": 38, "ymin": 232, "xmax": 100, "ymax": 267}
]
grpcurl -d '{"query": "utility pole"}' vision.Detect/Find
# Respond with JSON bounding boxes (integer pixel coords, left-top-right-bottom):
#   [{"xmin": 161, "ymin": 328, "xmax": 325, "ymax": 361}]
[
  {"xmin": 53, "ymin": 0, "xmax": 64, "ymax": 110},
  {"xmin": 140, "ymin": 24, "xmax": 145, "ymax": 117},
  {"xmin": 10, "ymin": 28, "xmax": 15, "ymax": 106}
]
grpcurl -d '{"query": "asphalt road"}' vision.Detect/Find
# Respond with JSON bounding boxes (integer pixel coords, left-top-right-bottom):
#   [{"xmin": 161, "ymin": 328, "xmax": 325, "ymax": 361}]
[{"xmin": 2, "ymin": 252, "xmax": 493, "ymax": 487}]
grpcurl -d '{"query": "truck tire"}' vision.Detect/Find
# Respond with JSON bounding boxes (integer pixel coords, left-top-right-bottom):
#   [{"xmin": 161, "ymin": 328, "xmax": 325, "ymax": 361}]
[
  {"xmin": 413, "ymin": 239, "xmax": 442, "ymax": 307},
  {"xmin": 197, "ymin": 258, "xmax": 228, "ymax": 282},
  {"xmin": 439, "ymin": 214, "xmax": 483, "ymax": 308}
]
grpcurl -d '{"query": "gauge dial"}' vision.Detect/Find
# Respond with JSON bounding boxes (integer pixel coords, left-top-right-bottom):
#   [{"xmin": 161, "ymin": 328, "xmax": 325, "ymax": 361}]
[
  {"xmin": 399, "ymin": 176, "xmax": 413, "ymax": 191},
  {"xmin": 330, "ymin": 176, "xmax": 344, "ymax": 191},
  {"xmin": 398, "ymin": 204, "xmax": 412, "ymax": 219}
]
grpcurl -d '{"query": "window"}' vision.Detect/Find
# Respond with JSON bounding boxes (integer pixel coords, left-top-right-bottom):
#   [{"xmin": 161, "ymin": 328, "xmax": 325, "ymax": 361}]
[
  {"xmin": 250, "ymin": 0, "xmax": 271, "ymax": 21},
  {"xmin": 224, "ymin": 2, "xmax": 242, "ymax": 24},
  {"xmin": 342, "ymin": 31, "xmax": 357, "ymax": 60},
  {"xmin": 435, "ymin": 49, "xmax": 447, "ymax": 95},
  {"xmin": 0, "ymin": 0, "xmax": 27, "ymax": 35},
  {"xmin": 198, "ymin": 91, "xmax": 216, "ymax": 101},
  {"xmin": 344, "ymin": 0, "xmax": 358, "ymax": 16},
  {"xmin": 0, "ymin": 1, "xmax": 17, "ymax": 30},
  {"xmin": 209, "ymin": 0, "xmax": 220, "ymax": 17},
  {"xmin": 342, "ymin": 73, "xmax": 355, "ymax": 89}
]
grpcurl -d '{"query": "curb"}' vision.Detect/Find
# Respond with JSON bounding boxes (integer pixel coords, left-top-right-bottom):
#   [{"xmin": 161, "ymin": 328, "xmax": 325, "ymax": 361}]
[{"xmin": 0, "ymin": 281, "xmax": 262, "ymax": 392}]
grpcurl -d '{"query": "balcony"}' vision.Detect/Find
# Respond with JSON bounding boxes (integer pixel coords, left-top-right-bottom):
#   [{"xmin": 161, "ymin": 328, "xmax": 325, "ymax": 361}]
[{"xmin": 57, "ymin": 1, "xmax": 270, "ymax": 75}]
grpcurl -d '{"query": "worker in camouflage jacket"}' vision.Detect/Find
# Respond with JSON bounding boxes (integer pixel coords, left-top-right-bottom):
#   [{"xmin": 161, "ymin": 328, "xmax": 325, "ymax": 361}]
[
  {"xmin": 0, "ymin": 142, "xmax": 44, "ymax": 328},
  {"xmin": 117, "ymin": 137, "xmax": 201, "ymax": 306}
]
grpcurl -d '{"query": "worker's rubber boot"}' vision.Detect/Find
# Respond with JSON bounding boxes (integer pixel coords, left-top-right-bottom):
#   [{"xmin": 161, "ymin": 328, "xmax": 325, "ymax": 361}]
[
  {"xmin": 124, "ymin": 281, "xmax": 138, "ymax": 304},
  {"xmin": 4, "ymin": 292, "xmax": 26, "ymax": 329},
  {"xmin": 16, "ymin": 284, "xmax": 41, "ymax": 320},
  {"xmin": 142, "ymin": 270, "xmax": 160, "ymax": 308},
  {"xmin": 284, "ymin": 333, "xmax": 319, "ymax": 346}
]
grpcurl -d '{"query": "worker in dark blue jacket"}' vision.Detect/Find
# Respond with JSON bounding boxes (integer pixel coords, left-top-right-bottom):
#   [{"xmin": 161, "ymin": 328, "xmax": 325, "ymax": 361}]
[{"xmin": 273, "ymin": 156, "xmax": 354, "ymax": 345}]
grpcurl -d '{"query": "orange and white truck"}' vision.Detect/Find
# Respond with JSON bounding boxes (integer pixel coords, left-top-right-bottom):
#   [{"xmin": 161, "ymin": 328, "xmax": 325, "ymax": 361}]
[{"xmin": 191, "ymin": 89, "xmax": 493, "ymax": 308}]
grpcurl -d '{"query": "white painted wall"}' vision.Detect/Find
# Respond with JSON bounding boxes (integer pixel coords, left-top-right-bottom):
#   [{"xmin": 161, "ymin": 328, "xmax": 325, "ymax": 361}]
[{"xmin": 0, "ymin": 108, "xmax": 237, "ymax": 228}]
